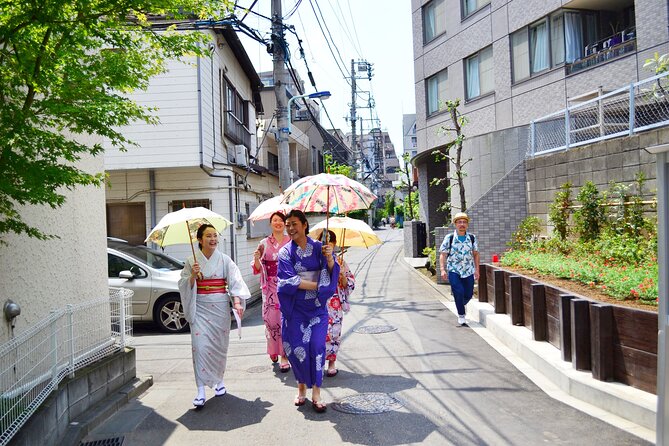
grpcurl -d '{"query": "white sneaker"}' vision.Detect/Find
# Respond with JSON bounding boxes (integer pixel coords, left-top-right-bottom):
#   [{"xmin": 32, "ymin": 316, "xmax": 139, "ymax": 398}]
[{"xmin": 457, "ymin": 315, "xmax": 466, "ymax": 325}]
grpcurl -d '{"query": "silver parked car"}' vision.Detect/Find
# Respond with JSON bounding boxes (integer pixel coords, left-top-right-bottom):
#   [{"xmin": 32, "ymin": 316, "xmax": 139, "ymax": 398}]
[{"xmin": 107, "ymin": 238, "xmax": 189, "ymax": 333}]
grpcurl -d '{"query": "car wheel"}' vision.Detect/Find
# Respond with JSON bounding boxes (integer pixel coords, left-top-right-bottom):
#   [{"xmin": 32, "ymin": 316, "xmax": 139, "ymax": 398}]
[{"xmin": 154, "ymin": 295, "xmax": 189, "ymax": 333}]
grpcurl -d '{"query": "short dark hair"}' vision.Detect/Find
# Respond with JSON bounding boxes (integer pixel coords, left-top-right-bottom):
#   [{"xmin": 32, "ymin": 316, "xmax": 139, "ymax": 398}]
[
  {"xmin": 269, "ymin": 211, "xmax": 286, "ymax": 223},
  {"xmin": 196, "ymin": 223, "xmax": 216, "ymax": 250},
  {"xmin": 285, "ymin": 209, "xmax": 309, "ymax": 234}
]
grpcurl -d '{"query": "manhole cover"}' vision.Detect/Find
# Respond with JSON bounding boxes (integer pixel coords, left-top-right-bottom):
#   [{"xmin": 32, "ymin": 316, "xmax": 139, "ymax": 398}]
[
  {"xmin": 353, "ymin": 325, "xmax": 397, "ymax": 334},
  {"xmin": 331, "ymin": 392, "xmax": 403, "ymax": 414},
  {"xmin": 80, "ymin": 437, "xmax": 124, "ymax": 446},
  {"xmin": 246, "ymin": 365, "xmax": 272, "ymax": 374}
]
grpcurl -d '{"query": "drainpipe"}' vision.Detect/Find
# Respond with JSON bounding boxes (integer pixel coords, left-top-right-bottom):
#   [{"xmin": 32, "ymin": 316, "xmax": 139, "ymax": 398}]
[
  {"xmin": 149, "ymin": 169, "xmax": 156, "ymax": 232},
  {"xmin": 198, "ymin": 52, "xmax": 236, "ymax": 260}
]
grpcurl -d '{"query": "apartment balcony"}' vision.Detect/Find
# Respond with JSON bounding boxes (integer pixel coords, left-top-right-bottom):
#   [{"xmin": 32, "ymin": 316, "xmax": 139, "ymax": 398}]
[
  {"xmin": 566, "ymin": 28, "xmax": 636, "ymax": 76},
  {"xmin": 224, "ymin": 111, "xmax": 252, "ymax": 148}
]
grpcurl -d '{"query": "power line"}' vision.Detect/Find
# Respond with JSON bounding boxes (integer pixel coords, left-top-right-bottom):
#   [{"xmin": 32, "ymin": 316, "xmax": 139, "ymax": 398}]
[
  {"xmin": 306, "ymin": 0, "xmax": 351, "ymax": 84},
  {"xmin": 327, "ymin": 0, "xmax": 361, "ymax": 58},
  {"xmin": 345, "ymin": 0, "xmax": 364, "ymax": 57}
]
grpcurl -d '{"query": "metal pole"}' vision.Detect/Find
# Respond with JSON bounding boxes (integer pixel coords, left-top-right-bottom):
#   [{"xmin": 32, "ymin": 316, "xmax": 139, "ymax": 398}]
[
  {"xmin": 629, "ymin": 83, "xmax": 635, "ymax": 136},
  {"xmin": 50, "ymin": 311, "xmax": 58, "ymax": 383},
  {"xmin": 565, "ymin": 108, "xmax": 571, "ymax": 149},
  {"xmin": 350, "ymin": 59, "xmax": 358, "ymax": 180},
  {"xmin": 120, "ymin": 290, "xmax": 128, "ymax": 348},
  {"xmin": 655, "ymin": 147, "xmax": 669, "ymax": 446},
  {"xmin": 272, "ymin": 0, "xmax": 290, "ymax": 191},
  {"xmin": 67, "ymin": 305, "xmax": 75, "ymax": 378},
  {"xmin": 530, "ymin": 121, "xmax": 536, "ymax": 156}
]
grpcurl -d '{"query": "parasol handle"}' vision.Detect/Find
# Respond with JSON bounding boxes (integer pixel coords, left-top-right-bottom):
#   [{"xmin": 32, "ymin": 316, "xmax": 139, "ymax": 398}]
[
  {"xmin": 325, "ymin": 185, "xmax": 330, "ymax": 245},
  {"xmin": 186, "ymin": 220, "xmax": 197, "ymax": 261}
]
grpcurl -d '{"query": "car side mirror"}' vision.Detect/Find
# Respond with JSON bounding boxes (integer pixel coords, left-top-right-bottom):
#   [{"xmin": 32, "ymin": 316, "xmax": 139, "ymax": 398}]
[{"xmin": 119, "ymin": 270, "xmax": 134, "ymax": 280}]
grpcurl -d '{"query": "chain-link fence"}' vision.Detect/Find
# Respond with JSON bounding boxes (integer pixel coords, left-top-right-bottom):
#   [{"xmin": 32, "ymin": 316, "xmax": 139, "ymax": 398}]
[
  {"xmin": 529, "ymin": 71, "xmax": 669, "ymax": 156},
  {"xmin": 0, "ymin": 288, "xmax": 133, "ymax": 446}
]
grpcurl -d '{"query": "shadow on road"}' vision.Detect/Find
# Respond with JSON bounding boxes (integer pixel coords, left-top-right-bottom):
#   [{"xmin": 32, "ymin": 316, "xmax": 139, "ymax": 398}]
[{"xmin": 176, "ymin": 394, "xmax": 273, "ymax": 431}]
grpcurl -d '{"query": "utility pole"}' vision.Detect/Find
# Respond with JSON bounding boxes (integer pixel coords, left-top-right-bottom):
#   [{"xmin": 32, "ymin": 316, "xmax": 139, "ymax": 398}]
[
  {"xmin": 272, "ymin": 0, "xmax": 291, "ymax": 191},
  {"xmin": 350, "ymin": 59, "xmax": 358, "ymax": 180}
]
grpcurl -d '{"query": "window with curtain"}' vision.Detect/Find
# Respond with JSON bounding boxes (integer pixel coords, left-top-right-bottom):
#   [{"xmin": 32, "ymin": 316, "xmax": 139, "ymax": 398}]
[
  {"xmin": 551, "ymin": 14, "xmax": 565, "ymax": 66},
  {"xmin": 423, "ymin": 0, "xmax": 446, "ymax": 43},
  {"xmin": 564, "ymin": 12, "xmax": 583, "ymax": 63},
  {"xmin": 465, "ymin": 46, "xmax": 493, "ymax": 100},
  {"xmin": 530, "ymin": 20, "xmax": 549, "ymax": 73},
  {"xmin": 462, "ymin": 0, "xmax": 490, "ymax": 18},
  {"xmin": 426, "ymin": 69, "xmax": 448, "ymax": 115}
]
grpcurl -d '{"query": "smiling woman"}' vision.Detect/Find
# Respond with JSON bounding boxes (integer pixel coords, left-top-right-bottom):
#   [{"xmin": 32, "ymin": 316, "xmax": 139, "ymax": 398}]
[{"xmin": 178, "ymin": 224, "xmax": 251, "ymax": 409}]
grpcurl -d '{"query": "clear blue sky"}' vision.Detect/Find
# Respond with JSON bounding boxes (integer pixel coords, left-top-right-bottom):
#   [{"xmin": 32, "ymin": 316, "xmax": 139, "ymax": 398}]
[{"xmin": 236, "ymin": 0, "xmax": 416, "ymax": 158}]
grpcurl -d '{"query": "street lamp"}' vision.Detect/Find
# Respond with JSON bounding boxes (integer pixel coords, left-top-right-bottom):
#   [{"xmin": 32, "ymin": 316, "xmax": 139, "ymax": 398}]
[{"xmin": 287, "ymin": 90, "xmax": 331, "ymax": 133}]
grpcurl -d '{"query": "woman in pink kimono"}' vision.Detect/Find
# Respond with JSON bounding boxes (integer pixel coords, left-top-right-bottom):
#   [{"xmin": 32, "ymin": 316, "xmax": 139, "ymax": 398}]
[
  {"xmin": 252, "ymin": 212, "xmax": 291, "ymax": 372},
  {"xmin": 320, "ymin": 230, "xmax": 356, "ymax": 377}
]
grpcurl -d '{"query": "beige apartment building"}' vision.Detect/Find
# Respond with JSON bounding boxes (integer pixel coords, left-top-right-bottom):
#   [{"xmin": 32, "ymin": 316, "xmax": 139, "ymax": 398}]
[{"xmin": 412, "ymin": 0, "xmax": 669, "ymax": 259}]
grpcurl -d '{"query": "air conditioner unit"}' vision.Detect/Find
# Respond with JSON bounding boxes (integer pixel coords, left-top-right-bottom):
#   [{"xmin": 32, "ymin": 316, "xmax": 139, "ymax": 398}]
[
  {"xmin": 295, "ymin": 108, "xmax": 310, "ymax": 121},
  {"xmin": 234, "ymin": 145, "xmax": 248, "ymax": 167}
]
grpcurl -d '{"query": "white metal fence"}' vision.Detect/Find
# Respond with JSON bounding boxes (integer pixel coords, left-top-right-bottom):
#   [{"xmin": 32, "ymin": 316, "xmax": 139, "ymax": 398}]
[
  {"xmin": 529, "ymin": 71, "xmax": 669, "ymax": 156},
  {"xmin": 0, "ymin": 288, "xmax": 133, "ymax": 446}
]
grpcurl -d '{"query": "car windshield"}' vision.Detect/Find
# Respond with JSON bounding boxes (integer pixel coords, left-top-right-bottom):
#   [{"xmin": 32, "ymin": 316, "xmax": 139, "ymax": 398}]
[{"xmin": 109, "ymin": 242, "xmax": 184, "ymax": 271}]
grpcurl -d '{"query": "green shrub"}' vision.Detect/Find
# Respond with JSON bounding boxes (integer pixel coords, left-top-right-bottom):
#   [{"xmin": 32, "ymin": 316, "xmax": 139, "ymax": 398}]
[
  {"xmin": 508, "ymin": 216, "xmax": 542, "ymax": 250},
  {"xmin": 423, "ymin": 246, "xmax": 436, "ymax": 272},
  {"xmin": 574, "ymin": 181, "xmax": 604, "ymax": 242},
  {"xmin": 548, "ymin": 182, "xmax": 572, "ymax": 241}
]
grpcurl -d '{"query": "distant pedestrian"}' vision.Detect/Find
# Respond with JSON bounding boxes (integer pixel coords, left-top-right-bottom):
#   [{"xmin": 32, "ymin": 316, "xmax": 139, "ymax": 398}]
[
  {"xmin": 278, "ymin": 210, "xmax": 339, "ymax": 413},
  {"xmin": 252, "ymin": 212, "xmax": 291, "ymax": 372},
  {"xmin": 319, "ymin": 229, "xmax": 356, "ymax": 378},
  {"xmin": 178, "ymin": 224, "xmax": 251, "ymax": 408},
  {"xmin": 439, "ymin": 212, "xmax": 480, "ymax": 326}
]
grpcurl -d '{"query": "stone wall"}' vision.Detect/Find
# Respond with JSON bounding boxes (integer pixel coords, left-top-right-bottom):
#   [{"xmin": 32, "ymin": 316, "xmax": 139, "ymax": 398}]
[{"xmin": 526, "ymin": 129, "xmax": 662, "ymax": 231}]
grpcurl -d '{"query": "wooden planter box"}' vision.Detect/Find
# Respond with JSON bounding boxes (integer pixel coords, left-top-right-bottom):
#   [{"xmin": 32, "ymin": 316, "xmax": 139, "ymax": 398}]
[{"xmin": 480, "ymin": 263, "xmax": 657, "ymax": 394}]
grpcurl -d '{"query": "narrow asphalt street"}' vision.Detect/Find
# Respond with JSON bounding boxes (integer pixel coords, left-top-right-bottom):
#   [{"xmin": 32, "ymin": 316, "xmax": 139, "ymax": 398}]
[{"xmin": 84, "ymin": 228, "xmax": 648, "ymax": 445}]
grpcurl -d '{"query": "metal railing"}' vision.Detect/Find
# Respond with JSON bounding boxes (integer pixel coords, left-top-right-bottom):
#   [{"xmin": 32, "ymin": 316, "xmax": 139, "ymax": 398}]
[
  {"xmin": 0, "ymin": 288, "xmax": 133, "ymax": 446},
  {"xmin": 529, "ymin": 71, "xmax": 669, "ymax": 157}
]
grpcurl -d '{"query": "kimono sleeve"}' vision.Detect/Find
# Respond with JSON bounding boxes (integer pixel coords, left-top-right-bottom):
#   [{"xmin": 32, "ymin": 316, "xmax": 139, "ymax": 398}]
[
  {"xmin": 224, "ymin": 255, "xmax": 251, "ymax": 301},
  {"xmin": 316, "ymin": 243, "xmax": 339, "ymax": 307},
  {"xmin": 277, "ymin": 245, "xmax": 299, "ymax": 317},
  {"xmin": 177, "ymin": 257, "xmax": 197, "ymax": 323}
]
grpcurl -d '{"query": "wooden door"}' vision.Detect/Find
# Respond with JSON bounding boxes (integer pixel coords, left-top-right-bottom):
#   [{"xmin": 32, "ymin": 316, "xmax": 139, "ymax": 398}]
[{"xmin": 106, "ymin": 203, "xmax": 146, "ymax": 245}]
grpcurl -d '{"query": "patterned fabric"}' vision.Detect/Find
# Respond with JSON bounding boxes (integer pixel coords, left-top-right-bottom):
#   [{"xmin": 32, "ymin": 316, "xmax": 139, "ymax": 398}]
[
  {"xmin": 251, "ymin": 234, "xmax": 290, "ymax": 357},
  {"xmin": 326, "ymin": 258, "xmax": 355, "ymax": 361},
  {"xmin": 282, "ymin": 173, "xmax": 377, "ymax": 214},
  {"xmin": 439, "ymin": 230, "xmax": 479, "ymax": 277},
  {"xmin": 277, "ymin": 237, "xmax": 339, "ymax": 388},
  {"xmin": 178, "ymin": 250, "xmax": 251, "ymax": 388}
]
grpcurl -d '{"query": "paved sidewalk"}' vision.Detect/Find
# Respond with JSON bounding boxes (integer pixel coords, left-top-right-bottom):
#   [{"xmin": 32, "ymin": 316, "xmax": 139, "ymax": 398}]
[{"xmin": 83, "ymin": 228, "xmax": 650, "ymax": 445}]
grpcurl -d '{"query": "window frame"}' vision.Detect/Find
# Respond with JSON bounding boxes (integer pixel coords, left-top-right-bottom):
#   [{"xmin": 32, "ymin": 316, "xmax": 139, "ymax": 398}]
[
  {"xmin": 423, "ymin": 0, "xmax": 447, "ymax": 44},
  {"xmin": 221, "ymin": 73, "xmax": 251, "ymax": 148},
  {"xmin": 461, "ymin": 0, "xmax": 491, "ymax": 20},
  {"xmin": 464, "ymin": 45, "xmax": 494, "ymax": 101},
  {"xmin": 426, "ymin": 68, "xmax": 448, "ymax": 117}
]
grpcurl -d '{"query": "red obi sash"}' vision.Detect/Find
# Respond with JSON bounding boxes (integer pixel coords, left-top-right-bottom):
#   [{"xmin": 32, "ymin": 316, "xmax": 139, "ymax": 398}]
[
  {"xmin": 262, "ymin": 259, "xmax": 278, "ymax": 277},
  {"xmin": 197, "ymin": 278, "xmax": 228, "ymax": 294}
]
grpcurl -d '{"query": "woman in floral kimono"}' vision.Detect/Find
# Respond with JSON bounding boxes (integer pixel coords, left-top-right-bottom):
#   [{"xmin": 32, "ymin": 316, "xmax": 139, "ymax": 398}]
[
  {"xmin": 252, "ymin": 212, "xmax": 291, "ymax": 372},
  {"xmin": 319, "ymin": 230, "xmax": 355, "ymax": 378},
  {"xmin": 178, "ymin": 224, "xmax": 251, "ymax": 409},
  {"xmin": 278, "ymin": 210, "xmax": 339, "ymax": 413}
]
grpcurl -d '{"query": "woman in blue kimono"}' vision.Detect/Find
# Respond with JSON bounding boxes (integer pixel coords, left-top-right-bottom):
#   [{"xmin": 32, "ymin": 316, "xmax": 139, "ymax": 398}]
[{"xmin": 278, "ymin": 210, "xmax": 339, "ymax": 413}]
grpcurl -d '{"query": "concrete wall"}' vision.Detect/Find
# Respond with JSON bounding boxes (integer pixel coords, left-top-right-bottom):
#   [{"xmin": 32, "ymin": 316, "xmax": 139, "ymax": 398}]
[
  {"xmin": 0, "ymin": 150, "xmax": 108, "ymax": 344},
  {"xmin": 8, "ymin": 348, "xmax": 137, "ymax": 446},
  {"xmin": 526, "ymin": 129, "xmax": 661, "ymax": 231}
]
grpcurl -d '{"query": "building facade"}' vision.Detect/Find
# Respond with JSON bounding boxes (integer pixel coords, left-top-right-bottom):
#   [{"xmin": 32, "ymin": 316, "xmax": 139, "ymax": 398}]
[
  {"xmin": 103, "ymin": 27, "xmax": 267, "ymax": 295},
  {"xmin": 412, "ymin": 0, "xmax": 669, "ymax": 257}
]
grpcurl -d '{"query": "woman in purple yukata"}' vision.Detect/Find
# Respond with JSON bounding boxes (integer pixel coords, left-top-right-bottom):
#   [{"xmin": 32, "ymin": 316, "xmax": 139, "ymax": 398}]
[
  {"xmin": 278, "ymin": 210, "xmax": 339, "ymax": 413},
  {"xmin": 252, "ymin": 212, "xmax": 291, "ymax": 372}
]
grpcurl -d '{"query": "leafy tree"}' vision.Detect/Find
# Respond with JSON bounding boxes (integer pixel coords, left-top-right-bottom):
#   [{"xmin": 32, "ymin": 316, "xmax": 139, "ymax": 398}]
[
  {"xmin": 1, "ymin": 0, "xmax": 232, "ymax": 241},
  {"xmin": 384, "ymin": 191, "xmax": 395, "ymax": 218},
  {"xmin": 430, "ymin": 99, "xmax": 471, "ymax": 219},
  {"xmin": 324, "ymin": 153, "xmax": 354, "ymax": 178},
  {"xmin": 396, "ymin": 152, "xmax": 417, "ymax": 220}
]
